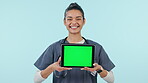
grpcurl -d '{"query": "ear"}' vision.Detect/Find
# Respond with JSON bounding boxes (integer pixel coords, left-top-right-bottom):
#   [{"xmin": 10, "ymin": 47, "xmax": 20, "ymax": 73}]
[
  {"xmin": 64, "ymin": 19, "xmax": 66, "ymax": 26},
  {"xmin": 83, "ymin": 18, "xmax": 86, "ymax": 25}
]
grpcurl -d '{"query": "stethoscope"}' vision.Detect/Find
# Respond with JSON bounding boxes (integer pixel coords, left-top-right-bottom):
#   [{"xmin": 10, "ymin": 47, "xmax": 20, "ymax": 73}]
[
  {"xmin": 54, "ymin": 36, "xmax": 89, "ymax": 78},
  {"xmin": 62, "ymin": 36, "xmax": 89, "ymax": 44}
]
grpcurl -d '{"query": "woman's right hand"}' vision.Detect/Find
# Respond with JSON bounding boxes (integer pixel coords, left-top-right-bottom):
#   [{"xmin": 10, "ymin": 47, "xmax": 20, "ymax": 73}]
[{"xmin": 51, "ymin": 57, "xmax": 72, "ymax": 72}]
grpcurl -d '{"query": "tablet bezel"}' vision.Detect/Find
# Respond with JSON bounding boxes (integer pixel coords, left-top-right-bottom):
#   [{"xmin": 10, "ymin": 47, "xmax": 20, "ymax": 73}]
[{"xmin": 61, "ymin": 44, "xmax": 94, "ymax": 68}]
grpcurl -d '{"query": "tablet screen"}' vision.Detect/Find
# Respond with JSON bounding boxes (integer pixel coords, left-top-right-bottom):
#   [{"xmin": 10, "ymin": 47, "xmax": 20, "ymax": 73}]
[{"xmin": 61, "ymin": 44, "xmax": 94, "ymax": 68}]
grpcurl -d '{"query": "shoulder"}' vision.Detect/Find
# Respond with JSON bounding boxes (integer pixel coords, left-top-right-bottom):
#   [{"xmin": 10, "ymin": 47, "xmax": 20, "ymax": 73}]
[
  {"xmin": 86, "ymin": 39, "xmax": 106, "ymax": 51},
  {"xmin": 86, "ymin": 39, "xmax": 102, "ymax": 48},
  {"xmin": 47, "ymin": 39, "xmax": 64, "ymax": 48}
]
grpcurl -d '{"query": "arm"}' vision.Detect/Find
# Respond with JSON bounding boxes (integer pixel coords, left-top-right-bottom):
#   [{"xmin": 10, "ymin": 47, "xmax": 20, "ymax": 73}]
[
  {"xmin": 34, "ymin": 70, "xmax": 45, "ymax": 83},
  {"xmin": 81, "ymin": 63, "xmax": 114, "ymax": 83},
  {"xmin": 97, "ymin": 67, "xmax": 114, "ymax": 83},
  {"xmin": 34, "ymin": 57, "xmax": 72, "ymax": 83},
  {"xmin": 103, "ymin": 71, "xmax": 114, "ymax": 83},
  {"xmin": 34, "ymin": 64, "xmax": 55, "ymax": 83},
  {"xmin": 41, "ymin": 57, "xmax": 72, "ymax": 78}
]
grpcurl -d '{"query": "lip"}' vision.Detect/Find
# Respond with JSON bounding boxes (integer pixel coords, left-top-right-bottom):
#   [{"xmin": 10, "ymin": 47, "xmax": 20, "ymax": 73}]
[
  {"xmin": 69, "ymin": 25, "xmax": 80, "ymax": 28},
  {"xmin": 69, "ymin": 26, "xmax": 79, "ymax": 30}
]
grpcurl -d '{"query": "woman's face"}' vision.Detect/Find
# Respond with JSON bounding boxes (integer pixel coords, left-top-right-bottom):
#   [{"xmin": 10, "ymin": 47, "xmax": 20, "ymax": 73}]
[{"xmin": 64, "ymin": 9, "xmax": 85, "ymax": 34}]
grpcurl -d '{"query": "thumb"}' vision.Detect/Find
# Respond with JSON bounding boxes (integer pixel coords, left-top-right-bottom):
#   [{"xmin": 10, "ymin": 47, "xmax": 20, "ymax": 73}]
[
  {"xmin": 93, "ymin": 63, "xmax": 98, "ymax": 67},
  {"xmin": 57, "ymin": 57, "xmax": 61, "ymax": 64}
]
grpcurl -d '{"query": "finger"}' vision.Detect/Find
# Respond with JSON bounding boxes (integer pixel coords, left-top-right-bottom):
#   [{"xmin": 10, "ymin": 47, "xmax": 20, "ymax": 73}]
[
  {"xmin": 57, "ymin": 66, "xmax": 63, "ymax": 70},
  {"xmin": 86, "ymin": 68, "xmax": 92, "ymax": 71},
  {"xmin": 81, "ymin": 68, "xmax": 84, "ymax": 70},
  {"xmin": 81, "ymin": 68, "xmax": 86, "ymax": 70},
  {"xmin": 57, "ymin": 57, "xmax": 61, "ymax": 63},
  {"xmin": 81, "ymin": 67, "xmax": 86, "ymax": 70},
  {"xmin": 93, "ymin": 63, "xmax": 98, "ymax": 67},
  {"xmin": 88, "ymin": 68, "xmax": 96, "ymax": 72},
  {"xmin": 85, "ymin": 67, "xmax": 97, "ymax": 72},
  {"xmin": 57, "ymin": 67, "xmax": 72, "ymax": 72},
  {"xmin": 81, "ymin": 67, "xmax": 89, "ymax": 70},
  {"xmin": 93, "ymin": 63, "xmax": 102, "ymax": 70},
  {"xmin": 63, "ymin": 68, "xmax": 72, "ymax": 70},
  {"xmin": 59, "ymin": 67, "xmax": 69, "ymax": 72}
]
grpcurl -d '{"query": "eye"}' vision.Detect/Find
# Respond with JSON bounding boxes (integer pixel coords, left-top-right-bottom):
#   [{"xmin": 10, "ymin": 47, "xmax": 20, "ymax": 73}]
[
  {"xmin": 76, "ymin": 19, "xmax": 81, "ymax": 20},
  {"xmin": 67, "ymin": 19, "xmax": 72, "ymax": 21}
]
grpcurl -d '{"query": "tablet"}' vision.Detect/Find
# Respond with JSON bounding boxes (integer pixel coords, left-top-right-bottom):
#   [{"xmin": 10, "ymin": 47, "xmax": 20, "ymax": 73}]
[{"xmin": 61, "ymin": 44, "xmax": 94, "ymax": 68}]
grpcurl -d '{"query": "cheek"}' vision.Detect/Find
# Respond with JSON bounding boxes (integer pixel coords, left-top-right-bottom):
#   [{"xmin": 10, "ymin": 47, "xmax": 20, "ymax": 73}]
[
  {"xmin": 65, "ymin": 22, "xmax": 70, "ymax": 26},
  {"xmin": 79, "ymin": 21, "xmax": 84, "ymax": 24}
]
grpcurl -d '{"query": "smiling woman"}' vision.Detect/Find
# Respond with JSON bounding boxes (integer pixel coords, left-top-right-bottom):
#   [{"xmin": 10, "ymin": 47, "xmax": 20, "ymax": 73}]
[
  {"xmin": 64, "ymin": 10, "xmax": 85, "ymax": 35},
  {"xmin": 1, "ymin": 0, "xmax": 148, "ymax": 83},
  {"xmin": 34, "ymin": 2, "xmax": 115, "ymax": 83}
]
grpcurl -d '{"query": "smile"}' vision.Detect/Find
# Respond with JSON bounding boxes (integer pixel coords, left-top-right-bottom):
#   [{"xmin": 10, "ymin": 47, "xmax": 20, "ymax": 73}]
[
  {"xmin": 71, "ymin": 27, "xmax": 78, "ymax": 29},
  {"xmin": 69, "ymin": 25, "xmax": 80, "ymax": 29}
]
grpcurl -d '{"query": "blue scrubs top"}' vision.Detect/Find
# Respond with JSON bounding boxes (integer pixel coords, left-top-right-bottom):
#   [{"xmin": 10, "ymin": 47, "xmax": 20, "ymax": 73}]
[{"xmin": 34, "ymin": 38, "xmax": 115, "ymax": 83}]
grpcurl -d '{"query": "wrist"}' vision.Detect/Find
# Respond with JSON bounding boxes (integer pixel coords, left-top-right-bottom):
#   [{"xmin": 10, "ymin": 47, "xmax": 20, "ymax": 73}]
[
  {"xmin": 99, "ymin": 70, "xmax": 108, "ymax": 78},
  {"xmin": 50, "ymin": 63, "xmax": 56, "ymax": 71},
  {"xmin": 97, "ymin": 70, "xmax": 102, "ymax": 73},
  {"xmin": 97, "ymin": 66, "xmax": 103, "ymax": 73}
]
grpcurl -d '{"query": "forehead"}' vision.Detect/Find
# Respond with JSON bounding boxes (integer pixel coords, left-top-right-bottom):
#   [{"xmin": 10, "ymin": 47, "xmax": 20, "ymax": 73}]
[{"xmin": 65, "ymin": 9, "xmax": 83, "ymax": 18}]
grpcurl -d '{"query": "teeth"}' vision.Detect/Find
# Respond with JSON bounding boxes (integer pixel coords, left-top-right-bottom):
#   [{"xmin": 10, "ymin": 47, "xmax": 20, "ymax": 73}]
[{"xmin": 71, "ymin": 27, "xmax": 78, "ymax": 29}]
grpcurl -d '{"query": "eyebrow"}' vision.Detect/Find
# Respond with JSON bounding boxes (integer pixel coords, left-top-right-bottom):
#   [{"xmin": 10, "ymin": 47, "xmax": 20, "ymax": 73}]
[
  {"xmin": 66, "ymin": 16, "xmax": 72, "ymax": 18},
  {"xmin": 66, "ymin": 16, "xmax": 82, "ymax": 18},
  {"xmin": 76, "ymin": 16, "xmax": 82, "ymax": 18}
]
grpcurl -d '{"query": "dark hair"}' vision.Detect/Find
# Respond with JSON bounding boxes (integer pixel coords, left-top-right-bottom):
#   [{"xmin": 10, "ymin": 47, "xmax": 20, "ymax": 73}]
[{"xmin": 64, "ymin": 2, "xmax": 85, "ymax": 20}]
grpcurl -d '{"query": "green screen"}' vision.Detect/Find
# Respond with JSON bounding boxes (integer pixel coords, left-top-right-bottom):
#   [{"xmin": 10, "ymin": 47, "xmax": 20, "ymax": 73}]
[{"xmin": 64, "ymin": 46, "xmax": 92, "ymax": 67}]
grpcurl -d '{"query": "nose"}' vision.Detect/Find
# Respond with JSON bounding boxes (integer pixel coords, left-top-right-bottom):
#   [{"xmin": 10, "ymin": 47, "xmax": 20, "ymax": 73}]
[
  {"xmin": 70, "ymin": 19, "xmax": 77, "ymax": 26},
  {"xmin": 71, "ymin": 19, "xmax": 77, "ymax": 23}
]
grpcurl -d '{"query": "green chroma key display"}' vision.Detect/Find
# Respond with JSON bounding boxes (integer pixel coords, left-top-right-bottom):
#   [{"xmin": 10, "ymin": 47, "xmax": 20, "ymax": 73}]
[{"xmin": 61, "ymin": 44, "xmax": 94, "ymax": 68}]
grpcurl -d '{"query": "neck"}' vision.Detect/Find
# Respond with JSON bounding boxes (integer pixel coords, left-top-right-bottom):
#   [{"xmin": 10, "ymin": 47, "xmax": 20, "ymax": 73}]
[{"xmin": 67, "ymin": 33, "xmax": 83, "ymax": 43}]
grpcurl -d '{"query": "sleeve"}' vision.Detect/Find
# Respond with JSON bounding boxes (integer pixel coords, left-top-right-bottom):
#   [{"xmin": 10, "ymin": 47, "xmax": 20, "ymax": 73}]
[
  {"xmin": 34, "ymin": 70, "xmax": 45, "ymax": 83},
  {"xmin": 98, "ymin": 46, "xmax": 115, "ymax": 71},
  {"xmin": 34, "ymin": 45, "xmax": 54, "ymax": 70},
  {"xmin": 103, "ymin": 71, "xmax": 114, "ymax": 83}
]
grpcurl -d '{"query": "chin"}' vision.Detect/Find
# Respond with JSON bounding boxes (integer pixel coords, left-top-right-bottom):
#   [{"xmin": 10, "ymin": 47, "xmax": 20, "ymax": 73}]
[{"xmin": 69, "ymin": 31, "xmax": 80, "ymax": 34}]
